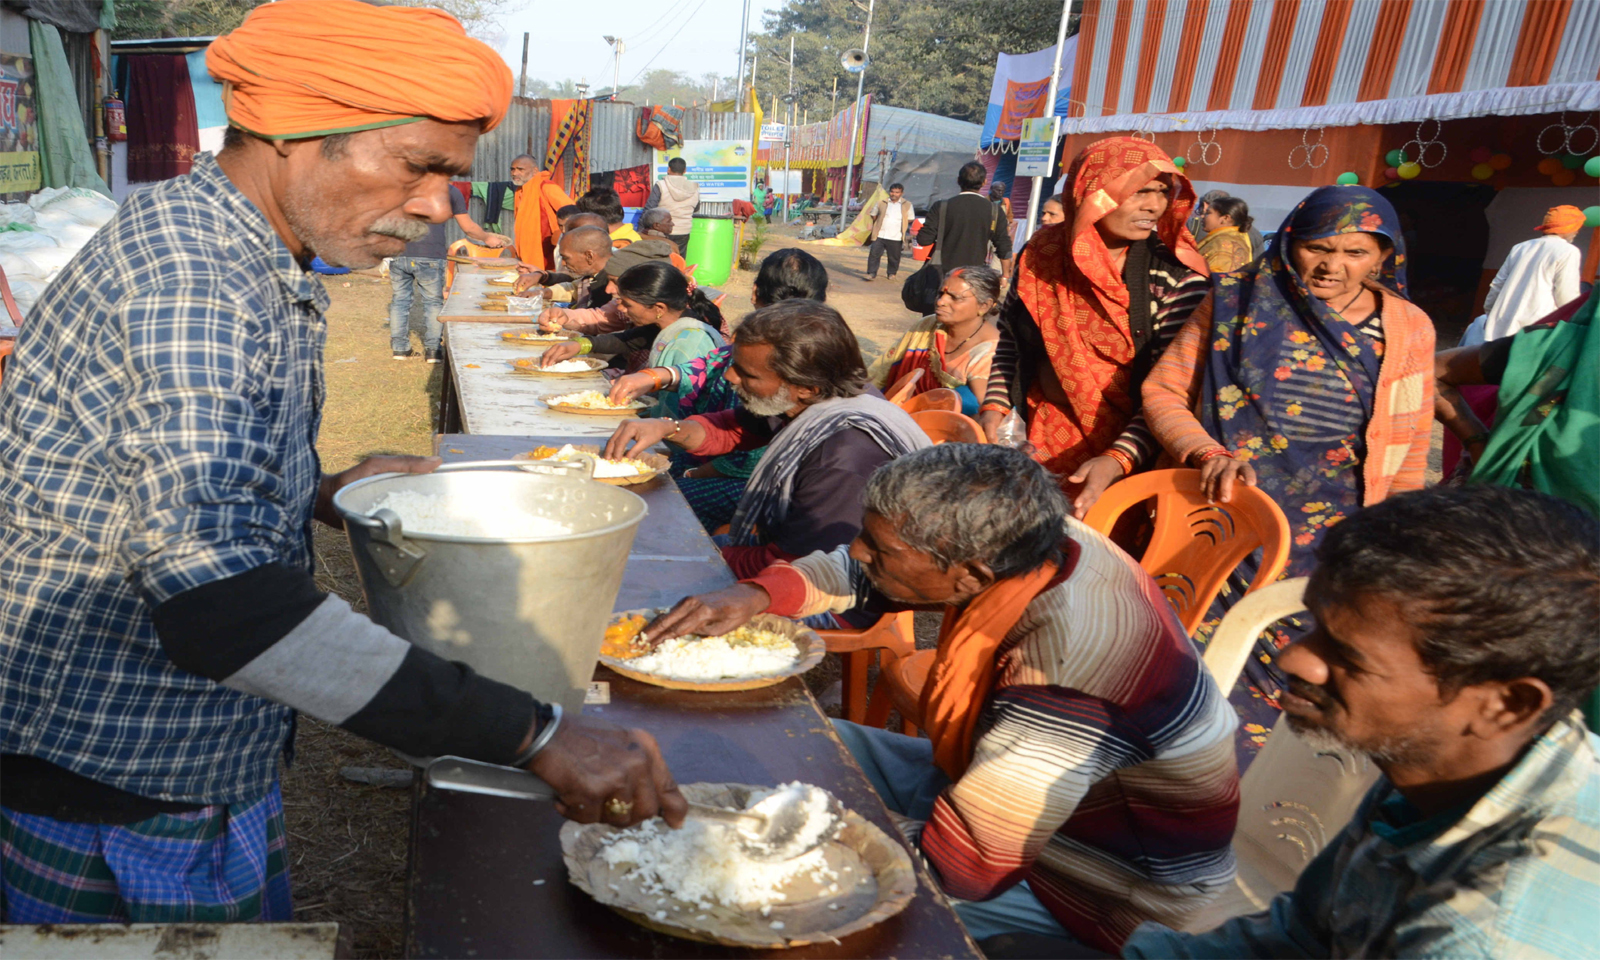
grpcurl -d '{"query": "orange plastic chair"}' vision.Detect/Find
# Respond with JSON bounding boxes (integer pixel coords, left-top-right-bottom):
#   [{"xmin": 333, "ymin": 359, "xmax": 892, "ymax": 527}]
[
  {"xmin": 819, "ymin": 611, "xmax": 919, "ymax": 734},
  {"xmin": 900, "ymin": 387, "xmax": 961, "ymax": 414},
  {"xmin": 884, "ymin": 369, "xmax": 923, "ymax": 405},
  {"xmin": 911, "ymin": 409, "xmax": 985, "ymax": 445},
  {"xmin": 1080, "ymin": 468, "xmax": 1292, "ymax": 636}
]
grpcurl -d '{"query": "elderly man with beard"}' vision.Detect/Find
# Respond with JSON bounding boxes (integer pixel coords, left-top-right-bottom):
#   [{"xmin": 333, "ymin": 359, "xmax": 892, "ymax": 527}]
[
  {"xmin": 605, "ymin": 300, "xmax": 928, "ymax": 587},
  {"xmin": 644, "ymin": 444, "xmax": 1241, "ymax": 952},
  {"xmin": 1123, "ymin": 484, "xmax": 1600, "ymax": 960},
  {"xmin": 510, "ymin": 152, "xmax": 574, "ymax": 270},
  {"xmin": 0, "ymin": 0, "xmax": 684, "ymax": 925}
]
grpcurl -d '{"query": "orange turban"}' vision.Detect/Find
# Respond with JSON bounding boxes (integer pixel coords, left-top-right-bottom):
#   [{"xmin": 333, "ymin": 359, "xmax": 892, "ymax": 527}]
[
  {"xmin": 1538, "ymin": 205, "xmax": 1586, "ymax": 234},
  {"xmin": 207, "ymin": 0, "xmax": 512, "ymax": 139}
]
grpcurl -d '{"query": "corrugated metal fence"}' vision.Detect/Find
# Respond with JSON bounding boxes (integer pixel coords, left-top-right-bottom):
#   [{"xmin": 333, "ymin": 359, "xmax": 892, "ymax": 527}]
[{"xmin": 470, "ymin": 99, "xmax": 755, "ymax": 180}]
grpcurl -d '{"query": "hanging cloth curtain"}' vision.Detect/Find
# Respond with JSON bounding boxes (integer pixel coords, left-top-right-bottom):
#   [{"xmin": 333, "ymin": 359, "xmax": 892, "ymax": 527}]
[
  {"xmin": 126, "ymin": 54, "xmax": 200, "ymax": 181},
  {"xmin": 28, "ymin": 20, "xmax": 109, "ymax": 194},
  {"xmin": 544, "ymin": 98, "xmax": 591, "ymax": 197}
]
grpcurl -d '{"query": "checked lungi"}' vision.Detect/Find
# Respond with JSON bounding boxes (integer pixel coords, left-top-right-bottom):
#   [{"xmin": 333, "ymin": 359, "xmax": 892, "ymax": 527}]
[{"xmin": 0, "ymin": 783, "xmax": 291, "ymax": 922}]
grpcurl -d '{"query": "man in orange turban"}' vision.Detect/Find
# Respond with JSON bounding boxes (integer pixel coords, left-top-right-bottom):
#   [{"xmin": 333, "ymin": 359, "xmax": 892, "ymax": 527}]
[
  {"xmin": 1481, "ymin": 204, "xmax": 1584, "ymax": 341},
  {"xmin": 0, "ymin": 0, "xmax": 684, "ymax": 925}
]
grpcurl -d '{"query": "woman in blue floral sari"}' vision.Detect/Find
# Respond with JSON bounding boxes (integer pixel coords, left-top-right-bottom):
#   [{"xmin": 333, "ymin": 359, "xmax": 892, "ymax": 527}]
[
  {"xmin": 606, "ymin": 249, "xmax": 830, "ymax": 531},
  {"xmin": 1145, "ymin": 185, "xmax": 1436, "ymax": 768}
]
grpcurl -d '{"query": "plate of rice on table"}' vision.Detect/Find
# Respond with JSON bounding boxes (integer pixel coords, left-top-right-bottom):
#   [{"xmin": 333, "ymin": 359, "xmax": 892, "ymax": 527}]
[
  {"xmin": 561, "ymin": 781, "xmax": 916, "ymax": 948},
  {"xmin": 509, "ymin": 356, "xmax": 608, "ymax": 376},
  {"xmin": 486, "ymin": 271, "xmax": 521, "ymax": 286},
  {"xmin": 513, "ymin": 443, "xmax": 670, "ymax": 486},
  {"xmin": 540, "ymin": 391, "xmax": 647, "ymax": 417},
  {"xmin": 500, "ymin": 328, "xmax": 575, "ymax": 344},
  {"xmin": 599, "ymin": 610, "xmax": 825, "ymax": 691}
]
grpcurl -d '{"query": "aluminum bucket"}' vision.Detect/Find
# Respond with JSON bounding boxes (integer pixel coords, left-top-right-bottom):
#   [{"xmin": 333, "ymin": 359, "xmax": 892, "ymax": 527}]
[{"xmin": 333, "ymin": 460, "xmax": 647, "ymax": 716}]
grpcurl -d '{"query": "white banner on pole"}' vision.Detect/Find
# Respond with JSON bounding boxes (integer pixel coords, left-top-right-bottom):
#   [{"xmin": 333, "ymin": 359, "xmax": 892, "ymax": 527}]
[{"xmin": 1016, "ymin": 117, "xmax": 1059, "ymax": 177}]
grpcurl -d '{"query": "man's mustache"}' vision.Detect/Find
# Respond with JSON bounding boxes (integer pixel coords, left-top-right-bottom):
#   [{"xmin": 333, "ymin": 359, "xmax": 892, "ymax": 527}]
[
  {"xmin": 370, "ymin": 216, "xmax": 430, "ymax": 242},
  {"xmin": 1285, "ymin": 676, "xmax": 1334, "ymax": 710}
]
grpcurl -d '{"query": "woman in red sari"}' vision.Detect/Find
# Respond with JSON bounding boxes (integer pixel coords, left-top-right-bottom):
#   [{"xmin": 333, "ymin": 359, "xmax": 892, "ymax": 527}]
[{"xmin": 979, "ymin": 138, "xmax": 1210, "ymax": 517}]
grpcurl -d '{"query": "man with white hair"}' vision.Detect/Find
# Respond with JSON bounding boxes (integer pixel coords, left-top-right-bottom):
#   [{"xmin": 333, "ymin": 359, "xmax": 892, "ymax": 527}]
[{"xmin": 0, "ymin": 0, "xmax": 683, "ymax": 924}]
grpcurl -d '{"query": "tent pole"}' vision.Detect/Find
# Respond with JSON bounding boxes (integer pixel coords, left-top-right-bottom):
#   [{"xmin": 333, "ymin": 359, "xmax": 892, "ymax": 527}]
[
  {"xmin": 1022, "ymin": 0, "xmax": 1073, "ymax": 247},
  {"xmin": 840, "ymin": 0, "xmax": 874, "ymax": 215}
]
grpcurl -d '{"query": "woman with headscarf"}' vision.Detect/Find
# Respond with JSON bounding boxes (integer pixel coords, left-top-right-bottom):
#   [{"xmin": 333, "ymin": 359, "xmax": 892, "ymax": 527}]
[
  {"xmin": 1143, "ymin": 185, "xmax": 1435, "ymax": 765},
  {"xmin": 979, "ymin": 137, "xmax": 1211, "ymax": 517},
  {"xmin": 869, "ymin": 266, "xmax": 1002, "ymax": 417}
]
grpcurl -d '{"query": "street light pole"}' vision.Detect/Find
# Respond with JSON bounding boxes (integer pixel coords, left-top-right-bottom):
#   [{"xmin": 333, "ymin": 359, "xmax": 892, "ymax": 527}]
[
  {"xmin": 734, "ymin": 0, "xmax": 752, "ymax": 98},
  {"xmin": 784, "ymin": 35, "xmax": 795, "ymax": 222},
  {"xmin": 1022, "ymin": 0, "xmax": 1072, "ymax": 245},
  {"xmin": 839, "ymin": 0, "xmax": 874, "ymax": 216}
]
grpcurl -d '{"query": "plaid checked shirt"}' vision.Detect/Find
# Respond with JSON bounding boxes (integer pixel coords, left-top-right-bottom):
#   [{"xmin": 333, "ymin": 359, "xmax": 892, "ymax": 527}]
[
  {"xmin": 0, "ymin": 153, "xmax": 327, "ymax": 803},
  {"xmin": 1124, "ymin": 712, "xmax": 1600, "ymax": 959}
]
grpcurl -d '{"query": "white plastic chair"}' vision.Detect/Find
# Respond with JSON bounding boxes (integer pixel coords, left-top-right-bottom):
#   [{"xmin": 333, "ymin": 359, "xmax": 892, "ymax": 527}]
[{"xmin": 1183, "ymin": 577, "xmax": 1381, "ymax": 932}]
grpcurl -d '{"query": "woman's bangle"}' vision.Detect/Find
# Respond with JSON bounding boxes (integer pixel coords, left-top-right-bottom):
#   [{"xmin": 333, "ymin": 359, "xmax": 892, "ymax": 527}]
[
  {"xmin": 1103, "ymin": 448, "xmax": 1135, "ymax": 476},
  {"xmin": 576, "ymin": 337, "xmax": 593, "ymax": 355},
  {"xmin": 1193, "ymin": 448, "xmax": 1233, "ymax": 467},
  {"xmin": 644, "ymin": 368, "xmax": 667, "ymax": 390},
  {"xmin": 510, "ymin": 702, "xmax": 562, "ymax": 768},
  {"xmin": 662, "ymin": 417, "xmax": 682, "ymax": 440}
]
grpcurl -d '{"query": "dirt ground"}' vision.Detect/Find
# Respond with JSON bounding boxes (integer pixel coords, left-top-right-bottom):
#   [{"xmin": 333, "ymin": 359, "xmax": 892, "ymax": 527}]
[{"xmin": 286, "ymin": 228, "xmax": 921, "ymax": 958}]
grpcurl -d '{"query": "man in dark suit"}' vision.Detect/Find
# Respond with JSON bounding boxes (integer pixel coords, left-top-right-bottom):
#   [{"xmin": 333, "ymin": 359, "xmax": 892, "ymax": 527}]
[{"xmin": 915, "ymin": 161, "xmax": 1014, "ymax": 280}]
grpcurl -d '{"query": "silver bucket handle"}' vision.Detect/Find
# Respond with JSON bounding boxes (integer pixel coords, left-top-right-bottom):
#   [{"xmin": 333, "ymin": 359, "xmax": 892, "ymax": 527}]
[
  {"xmin": 344, "ymin": 506, "xmax": 427, "ymax": 588},
  {"xmin": 437, "ymin": 457, "xmax": 596, "ymax": 481}
]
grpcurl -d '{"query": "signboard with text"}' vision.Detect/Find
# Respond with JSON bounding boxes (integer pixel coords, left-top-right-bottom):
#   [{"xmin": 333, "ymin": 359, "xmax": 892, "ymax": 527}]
[
  {"xmin": 760, "ymin": 122, "xmax": 787, "ymax": 144},
  {"xmin": 1015, "ymin": 116, "xmax": 1059, "ymax": 178},
  {"xmin": 0, "ymin": 55, "xmax": 40, "ymax": 196},
  {"xmin": 653, "ymin": 140, "xmax": 753, "ymax": 203}
]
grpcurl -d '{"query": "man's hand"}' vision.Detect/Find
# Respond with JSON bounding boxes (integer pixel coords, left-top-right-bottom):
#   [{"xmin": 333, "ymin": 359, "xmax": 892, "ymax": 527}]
[
  {"xmin": 539, "ymin": 307, "xmax": 571, "ymax": 331},
  {"xmin": 1065, "ymin": 455, "xmax": 1124, "ymax": 520},
  {"xmin": 526, "ymin": 714, "xmax": 687, "ymax": 829},
  {"xmin": 1198, "ymin": 454, "xmax": 1257, "ymax": 503},
  {"xmin": 316, "ymin": 455, "xmax": 442, "ymax": 528},
  {"xmin": 605, "ymin": 418, "xmax": 683, "ymax": 460},
  {"xmin": 608, "ymin": 371, "xmax": 660, "ymax": 405},
  {"xmin": 539, "ymin": 341, "xmax": 583, "ymax": 368},
  {"xmin": 644, "ymin": 584, "xmax": 772, "ymax": 643},
  {"xmin": 483, "ymin": 233, "xmax": 512, "ymax": 249},
  {"xmin": 513, "ymin": 271, "xmax": 544, "ymax": 295}
]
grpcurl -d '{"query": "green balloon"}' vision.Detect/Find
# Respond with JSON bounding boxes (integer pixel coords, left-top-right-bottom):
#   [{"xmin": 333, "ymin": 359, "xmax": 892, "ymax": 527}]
[
  {"xmin": 1585, "ymin": 205, "xmax": 1600, "ymax": 228},
  {"xmin": 1560, "ymin": 153, "xmax": 1585, "ymax": 170},
  {"xmin": 1336, "ymin": 172, "xmax": 1360, "ymax": 185},
  {"xmin": 1172, "ymin": 155, "xmax": 1186, "ymax": 168},
  {"xmin": 1384, "ymin": 148, "xmax": 1407, "ymax": 167},
  {"xmin": 1585, "ymin": 156, "xmax": 1600, "ymax": 179}
]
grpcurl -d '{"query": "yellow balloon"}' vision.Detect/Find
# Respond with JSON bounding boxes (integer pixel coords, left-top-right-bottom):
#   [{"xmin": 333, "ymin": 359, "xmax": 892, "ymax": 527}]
[
  {"xmin": 1470, "ymin": 163, "xmax": 1494, "ymax": 180},
  {"xmin": 1397, "ymin": 162, "xmax": 1422, "ymax": 180}
]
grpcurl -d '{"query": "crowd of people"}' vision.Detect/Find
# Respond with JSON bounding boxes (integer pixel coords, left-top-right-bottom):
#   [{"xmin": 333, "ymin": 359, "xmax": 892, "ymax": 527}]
[{"xmin": 0, "ymin": 3, "xmax": 1592, "ymax": 957}]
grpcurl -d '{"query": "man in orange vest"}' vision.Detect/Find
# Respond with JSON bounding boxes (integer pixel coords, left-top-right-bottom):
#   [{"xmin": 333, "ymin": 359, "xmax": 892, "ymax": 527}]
[{"xmin": 510, "ymin": 153, "xmax": 573, "ymax": 270}]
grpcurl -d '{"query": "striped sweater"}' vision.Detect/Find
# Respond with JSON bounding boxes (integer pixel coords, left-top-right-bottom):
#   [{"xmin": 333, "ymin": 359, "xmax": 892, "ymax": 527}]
[
  {"xmin": 751, "ymin": 518, "xmax": 1241, "ymax": 951},
  {"xmin": 983, "ymin": 240, "xmax": 1210, "ymax": 469},
  {"xmin": 1142, "ymin": 287, "xmax": 1435, "ymax": 503}
]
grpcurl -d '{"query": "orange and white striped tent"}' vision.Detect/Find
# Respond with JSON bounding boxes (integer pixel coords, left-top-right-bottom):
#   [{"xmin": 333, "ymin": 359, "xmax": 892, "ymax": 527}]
[{"xmin": 1066, "ymin": 0, "xmax": 1599, "ymax": 128}]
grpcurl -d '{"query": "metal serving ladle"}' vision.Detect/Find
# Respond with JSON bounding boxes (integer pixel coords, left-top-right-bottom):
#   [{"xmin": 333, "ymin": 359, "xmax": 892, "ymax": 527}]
[{"xmin": 425, "ymin": 757, "xmax": 843, "ymax": 862}]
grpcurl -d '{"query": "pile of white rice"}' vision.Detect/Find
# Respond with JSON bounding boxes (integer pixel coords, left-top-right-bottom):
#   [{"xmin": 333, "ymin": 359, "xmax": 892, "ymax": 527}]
[
  {"xmin": 542, "ymin": 359, "xmax": 596, "ymax": 373},
  {"xmin": 626, "ymin": 625, "xmax": 799, "ymax": 681},
  {"xmin": 367, "ymin": 490, "xmax": 572, "ymax": 539},
  {"xmin": 598, "ymin": 785, "xmax": 840, "ymax": 910}
]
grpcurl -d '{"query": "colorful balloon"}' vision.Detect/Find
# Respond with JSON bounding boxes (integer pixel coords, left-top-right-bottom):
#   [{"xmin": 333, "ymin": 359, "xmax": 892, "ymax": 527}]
[
  {"xmin": 1172, "ymin": 155, "xmax": 1186, "ymax": 168},
  {"xmin": 1468, "ymin": 146, "xmax": 1493, "ymax": 163},
  {"xmin": 1470, "ymin": 163, "xmax": 1494, "ymax": 180},
  {"xmin": 1585, "ymin": 156, "xmax": 1600, "ymax": 178},
  {"xmin": 1384, "ymin": 148, "xmax": 1407, "ymax": 167},
  {"xmin": 1536, "ymin": 156, "xmax": 1563, "ymax": 175},
  {"xmin": 1560, "ymin": 153, "xmax": 1586, "ymax": 170},
  {"xmin": 1489, "ymin": 153, "xmax": 1513, "ymax": 170},
  {"xmin": 1583, "ymin": 205, "xmax": 1600, "ymax": 227},
  {"xmin": 1384, "ymin": 166, "xmax": 1400, "ymax": 180},
  {"xmin": 1397, "ymin": 162, "xmax": 1422, "ymax": 180},
  {"xmin": 1335, "ymin": 171, "xmax": 1359, "ymax": 185},
  {"xmin": 1552, "ymin": 169, "xmax": 1577, "ymax": 186}
]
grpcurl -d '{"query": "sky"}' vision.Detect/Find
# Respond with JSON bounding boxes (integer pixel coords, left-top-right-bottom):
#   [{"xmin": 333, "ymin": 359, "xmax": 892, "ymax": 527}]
[{"xmin": 485, "ymin": 0, "xmax": 788, "ymax": 90}]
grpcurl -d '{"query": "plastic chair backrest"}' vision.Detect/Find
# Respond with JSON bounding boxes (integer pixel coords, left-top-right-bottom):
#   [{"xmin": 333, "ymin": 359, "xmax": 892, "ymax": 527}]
[
  {"xmin": 910, "ymin": 409, "xmax": 984, "ymax": 445},
  {"xmin": 1081, "ymin": 469, "xmax": 1290, "ymax": 636},
  {"xmin": 901, "ymin": 388, "xmax": 961, "ymax": 414},
  {"xmin": 884, "ymin": 369, "xmax": 922, "ymax": 405},
  {"xmin": 1205, "ymin": 576, "xmax": 1380, "ymax": 899},
  {"xmin": 445, "ymin": 239, "xmax": 509, "ymax": 289}
]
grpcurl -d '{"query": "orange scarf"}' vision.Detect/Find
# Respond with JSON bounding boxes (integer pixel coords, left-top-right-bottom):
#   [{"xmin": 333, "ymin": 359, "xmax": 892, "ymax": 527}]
[
  {"xmin": 919, "ymin": 559, "xmax": 1062, "ymax": 780},
  {"xmin": 512, "ymin": 173, "xmax": 574, "ymax": 271},
  {"xmin": 1017, "ymin": 137, "xmax": 1208, "ymax": 477}
]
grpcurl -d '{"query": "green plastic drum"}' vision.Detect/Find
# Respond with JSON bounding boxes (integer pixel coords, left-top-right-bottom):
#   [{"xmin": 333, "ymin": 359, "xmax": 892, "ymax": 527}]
[{"xmin": 685, "ymin": 216, "xmax": 735, "ymax": 287}]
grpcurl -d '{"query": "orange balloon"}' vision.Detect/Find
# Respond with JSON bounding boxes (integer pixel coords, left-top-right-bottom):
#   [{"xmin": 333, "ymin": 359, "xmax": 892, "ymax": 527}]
[
  {"xmin": 1489, "ymin": 153, "xmax": 1512, "ymax": 170},
  {"xmin": 1552, "ymin": 169, "xmax": 1577, "ymax": 186},
  {"xmin": 1537, "ymin": 156, "xmax": 1563, "ymax": 175}
]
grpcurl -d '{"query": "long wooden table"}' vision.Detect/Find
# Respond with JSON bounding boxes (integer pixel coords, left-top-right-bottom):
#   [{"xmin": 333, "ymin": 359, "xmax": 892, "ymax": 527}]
[
  {"xmin": 438, "ymin": 324, "xmax": 624, "ymax": 438},
  {"xmin": 405, "ymin": 437, "xmax": 980, "ymax": 960}
]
